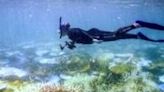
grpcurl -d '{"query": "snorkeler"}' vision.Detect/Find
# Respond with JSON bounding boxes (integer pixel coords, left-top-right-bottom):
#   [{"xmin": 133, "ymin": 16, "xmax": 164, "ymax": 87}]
[{"xmin": 59, "ymin": 17, "xmax": 164, "ymax": 50}]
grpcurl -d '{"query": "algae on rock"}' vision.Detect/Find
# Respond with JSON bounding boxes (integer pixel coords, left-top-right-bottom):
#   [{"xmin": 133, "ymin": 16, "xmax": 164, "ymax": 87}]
[
  {"xmin": 110, "ymin": 63, "xmax": 135, "ymax": 74},
  {"xmin": 65, "ymin": 53, "xmax": 92, "ymax": 74}
]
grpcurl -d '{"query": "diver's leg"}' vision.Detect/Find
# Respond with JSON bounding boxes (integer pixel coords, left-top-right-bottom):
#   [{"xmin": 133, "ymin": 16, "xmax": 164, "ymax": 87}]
[
  {"xmin": 101, "ymin": 33, "xmax": 138, "ymax": 41},
  {"xmin": 115, "ymin": 24, "xmax": 139, "ymax": 35},
  {"xmin": 136, "ymin": 20, "xmax": 164, "ymax": 30},
  {"xmin": 100, "ymin": 32, "xmax": 164, "ymax": 42}
]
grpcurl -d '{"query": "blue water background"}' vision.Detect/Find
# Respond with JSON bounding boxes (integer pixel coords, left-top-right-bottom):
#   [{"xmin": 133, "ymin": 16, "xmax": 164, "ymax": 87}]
[{"xmin": 0, "ymin": 0, "xmax": 164, "ymax": 50}]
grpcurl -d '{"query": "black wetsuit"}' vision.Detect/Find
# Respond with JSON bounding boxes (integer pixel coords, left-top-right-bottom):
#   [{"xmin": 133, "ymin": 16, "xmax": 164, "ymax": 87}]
[
  {"xmin": 67, "ymin": 20, "xmax": 164, "ymax": 44},
  {"xmin": 67, "ymin": 28, "xmax": 93, "ymax": 44}
]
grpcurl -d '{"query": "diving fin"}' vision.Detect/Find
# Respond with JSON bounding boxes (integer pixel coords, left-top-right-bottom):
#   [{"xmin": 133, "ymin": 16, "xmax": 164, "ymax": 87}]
[{"xmin": 137, "ymin": 32, "xmax": 150, "ymax": 40}]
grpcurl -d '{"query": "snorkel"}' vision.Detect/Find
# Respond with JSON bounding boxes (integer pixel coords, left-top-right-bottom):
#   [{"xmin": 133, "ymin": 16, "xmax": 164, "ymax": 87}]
[
  {"xmin": 59, "ymin": 17, "xmax": 75, "ymax": 50},
  {"xmin": 59, "ymin": 17, "xmax": 62, "ymax": 39},
  {"xmin": 59, "ymin": 17, "xmax": 70, "ymax": 39}
]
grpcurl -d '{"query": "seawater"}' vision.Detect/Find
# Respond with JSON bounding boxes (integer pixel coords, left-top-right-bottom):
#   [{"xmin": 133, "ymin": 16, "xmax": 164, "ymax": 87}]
[{"xmin": 0, "ymin": 0, "xmax": 164, "ymax": 92}]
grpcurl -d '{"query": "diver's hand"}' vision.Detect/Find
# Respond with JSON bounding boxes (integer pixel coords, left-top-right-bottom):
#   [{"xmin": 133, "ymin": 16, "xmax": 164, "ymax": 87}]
[
  {"xmin": 65, "ymin": 41, "xmax": 76, "ymax": 50},
  {"xmin": 59, "ymin": 44, "xmax": 65, "ymax": 50},
  {"xmin": 93, "ymin": 39, "xmax": 103, "ymax": 44}
]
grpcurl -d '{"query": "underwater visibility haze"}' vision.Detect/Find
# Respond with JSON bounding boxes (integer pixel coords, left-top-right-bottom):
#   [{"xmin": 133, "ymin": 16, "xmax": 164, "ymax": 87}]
[{"xmin": 0, "ymin": 0, "xmax": 164, "ymax": 92}]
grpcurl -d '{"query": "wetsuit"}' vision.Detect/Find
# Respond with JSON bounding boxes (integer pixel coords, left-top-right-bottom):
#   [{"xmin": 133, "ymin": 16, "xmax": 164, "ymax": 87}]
[
  {"xmin": 67, "ymin": 28, "xmax": 93, "ymax": 44},
  {"xmin": 67, "ymin": 20, "xmax": 164, "ymax": 44}
]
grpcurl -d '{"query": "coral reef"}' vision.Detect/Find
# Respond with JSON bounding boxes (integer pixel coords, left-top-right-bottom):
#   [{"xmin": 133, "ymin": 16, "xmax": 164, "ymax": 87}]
[
  {"xmin": 63, "ymin": 74, "xmax": 94, "ymax": 92},
  {"xmin": 62, "ymin": 52, "xmax": 160, "ymax": 92},
  {"xmin": 0, "ymin": 44, "xmax": 163, "ymax": 92},
  {"xmin": 64, "ymin": 52, "xmax": 92, "ymax": 74}
]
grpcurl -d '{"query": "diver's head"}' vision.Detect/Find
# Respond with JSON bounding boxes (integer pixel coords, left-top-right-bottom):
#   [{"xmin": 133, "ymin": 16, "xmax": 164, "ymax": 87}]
[{"xmin": 60, "ymin": 23, "xmax": 70, "ymax": 38}]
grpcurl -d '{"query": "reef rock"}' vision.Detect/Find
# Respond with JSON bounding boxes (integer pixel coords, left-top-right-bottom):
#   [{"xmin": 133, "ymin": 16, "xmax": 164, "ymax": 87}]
[
  {"xmin": 0, "ymin": 67, "xmax": 28, "ymax": 79},
  {"xmin": 0, "ymin": 84, "xmax": 6, "ymax": 91},
  {"xmin": 159, "ymin": 75, "xmax": 164, "ymax": 83},
  {"xmin": 35, "ymin": 49, "xmax": 49, "ymax": 57},
  {"xmin": 35, "ymin": 57, "xmax": 59, "ymax": 64}
]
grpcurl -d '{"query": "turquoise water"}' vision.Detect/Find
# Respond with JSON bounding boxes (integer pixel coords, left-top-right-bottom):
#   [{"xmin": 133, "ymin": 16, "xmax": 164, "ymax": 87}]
[{"xmin": 0, "ymin": 0, "xmax": 164, "ymax": 92}]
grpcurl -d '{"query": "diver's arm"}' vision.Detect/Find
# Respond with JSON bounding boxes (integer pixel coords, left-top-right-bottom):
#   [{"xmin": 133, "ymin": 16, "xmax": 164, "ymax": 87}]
[
  {"xmin": 80, "ymin": 30, "xmax": 94, "ymax": 40},
  {"xmin": 81, "ymin": 30, "xmax": 103, "ymax": 43},
  {"xmin": 93, "ymin": 39, "xmax": 103, "ymax": 44}
]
